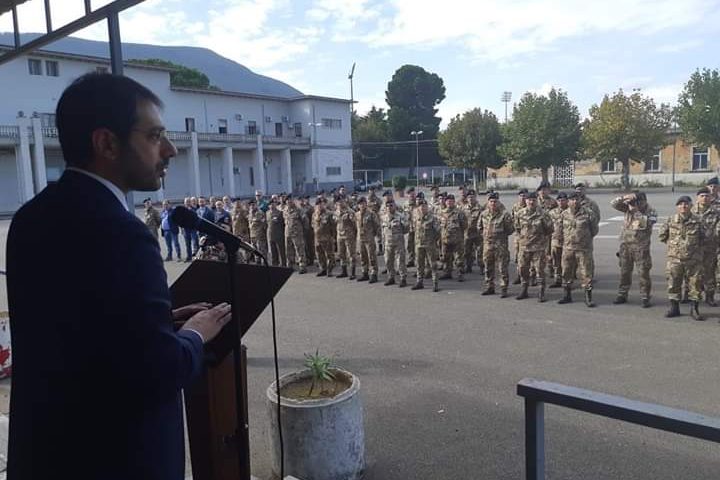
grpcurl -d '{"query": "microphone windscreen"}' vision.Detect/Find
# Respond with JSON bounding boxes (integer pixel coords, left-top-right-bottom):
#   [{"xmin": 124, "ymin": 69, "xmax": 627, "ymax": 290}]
[{"xmin": 170, "ymin": 206, "xmax": 199, "ymax": 229}]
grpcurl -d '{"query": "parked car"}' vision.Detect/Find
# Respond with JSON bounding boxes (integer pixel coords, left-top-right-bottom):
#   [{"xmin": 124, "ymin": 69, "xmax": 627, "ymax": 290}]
[{"xmin": 353, "ymin": 179, "xmax": 383, "ymax": 192}]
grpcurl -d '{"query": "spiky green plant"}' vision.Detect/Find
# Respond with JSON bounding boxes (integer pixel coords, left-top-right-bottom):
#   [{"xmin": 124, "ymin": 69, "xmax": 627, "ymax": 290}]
[{"xmin": 304, "ymin": 350, "xmax": 336, "ymax": 396}]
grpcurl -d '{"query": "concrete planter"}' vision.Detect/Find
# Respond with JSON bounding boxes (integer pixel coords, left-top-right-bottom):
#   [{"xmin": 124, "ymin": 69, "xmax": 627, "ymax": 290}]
[{"xmin": 266, "ymin": 368, "xmax": 365, "ymax": 480}]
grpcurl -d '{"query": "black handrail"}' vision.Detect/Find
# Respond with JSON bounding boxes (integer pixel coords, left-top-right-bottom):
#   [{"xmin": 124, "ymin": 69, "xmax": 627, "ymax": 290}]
[{"xmin": 517, "ymin": 378, "xmax": 720, "ymax": 480}]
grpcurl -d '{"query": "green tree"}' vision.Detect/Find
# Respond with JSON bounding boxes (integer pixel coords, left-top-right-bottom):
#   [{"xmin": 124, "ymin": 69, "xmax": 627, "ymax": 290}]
[
  {"xmin": 500, "ymin": 88, "xmax": 581, "ymax": 184},
  {"xmin": 438, "ymin": 108, "xmax": 504, "ymax": 186},
  {"xmin": 386, "ymin": 65, "xmax": 446, "ymax": 141},
  {"xmin": 677, "ymin": 68, "xmax": 720, "ymax": 149},
  {"xmin": 352, "ymin": 106, "xmax": 390, "ymax": 169},
  {"xmin": 131, "ymin": 58, "xmax": 219, "ymax": 90},
  {"xmin": 583, "ymin": 89, "xmax": 672, "ymax": 190}
]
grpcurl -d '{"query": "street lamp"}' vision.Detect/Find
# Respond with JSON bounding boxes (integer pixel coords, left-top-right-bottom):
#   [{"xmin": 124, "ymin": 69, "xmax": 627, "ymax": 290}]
[
  {"xmin": 411, "ymin": 130, "xmax": 424, "ymax": 187},
  {"xmin": 501, "ymin": 91, "xmax": 512, "ymax": 123}
]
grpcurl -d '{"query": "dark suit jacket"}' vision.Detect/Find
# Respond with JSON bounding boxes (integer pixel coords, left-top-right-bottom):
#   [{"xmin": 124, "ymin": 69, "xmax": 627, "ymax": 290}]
[{"xmin": 6, "ymin": 170, "xmax": 204, "ymax": 479}]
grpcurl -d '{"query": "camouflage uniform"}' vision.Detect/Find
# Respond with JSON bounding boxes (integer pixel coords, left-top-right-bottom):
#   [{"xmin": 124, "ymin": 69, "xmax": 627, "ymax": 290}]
[
  {"xmin": 511, "ymin": 200, "xmax": 526, "ymax": 281},
  {"xmin": 356, "ymin": 206, "xmax": 381, "ymax": 279},
  {"xmin": 248, "ymin": 205, "xmax": 268, "ymax": 261},
  {"xmin": 232, "ymin": 205, "xmax": 250, "ymax": 241},
  {"xmin": 336, "ymin": 204, "xmax": 358, "ymax": 277},
  {"xmin": 300, "ymin": 201, "xmax": 315, "ymax": 266},
  {"xmin": 558, "ymin": 206, "xmax": 598, "ymax": 290},
  {"xmin": 414, "ymin": 208, "xmax": 441, "ymax": 290},
  {"xmin": 144, "ymin": 205, "xmax": 161, "ymax": 241},
  {"xmin": 610, "ymin": 196, "xmax": 657, "ymax": 301},
  {"xmin": 382, "ymin": 207, "xmax": 409, "ymax": 284},
  {"xmin": 478, "ymin": 207, "xmax": 514, "ymax": 293},
  {"xmin": 691, "ymin": 203, "xmax": 720, "ymax": 302},
  {"xmin": 312, "ymin": 206, "xmax": 336, "ymax": 275},
  {"xmin": 404, "ymin": 200, "xmax": 418, "ymax": 266},
  {"xmin": 267, "ymin": 206, "xmax": 286, "ymax": 267},
  {"xmin": 367, "ymin": 191, "xmax": 383, "ymax": 253},
  {"xmin": 659, "ymin": 212, "xmax": 704, "ymax": 302},
  {"xmin": 284, "ymin": 202, "xmax": 308, "ymax": 271},
  {"xmin": 439, "ymin": 204, "xmax": 467, "ymax": 280},
  {"xmin": 538, "ymin": 195, "xmax": 558, "ymax": 212},
  {"xmin": 463, "ymin": 200, "xmax": 484, "ymax": 273},
  {"xmin": 580, "ymin": 195, "xmax": 601, "ymax": 233},
  {"xmin": 548, "ymin": 205, "xmax": 567, "ymax": 286},
  {"xmin": 514, "ymin": 205, "xmax": 553, "ymax": 295}
]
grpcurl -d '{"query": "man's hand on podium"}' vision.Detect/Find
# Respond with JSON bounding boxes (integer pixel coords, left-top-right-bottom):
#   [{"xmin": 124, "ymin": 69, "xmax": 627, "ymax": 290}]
[{"xmin": 180, "ymin": 302, "xmax": 232, "ymax": 344}]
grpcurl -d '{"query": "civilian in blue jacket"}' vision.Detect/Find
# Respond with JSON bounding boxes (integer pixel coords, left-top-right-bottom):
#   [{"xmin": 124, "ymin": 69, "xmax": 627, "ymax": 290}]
[
  {"xmin": 161, "ymin": 199, "xmax": 182, "ymax": 261},
  {"xmin": 6, "ymin": 73, "xmax": 232, "ymax": 480}
]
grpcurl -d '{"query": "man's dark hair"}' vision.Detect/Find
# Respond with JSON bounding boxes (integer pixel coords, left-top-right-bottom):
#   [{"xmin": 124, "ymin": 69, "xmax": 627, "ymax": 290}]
[{"xmin": 56, "ymin": 73, "xmax": 163, "ymax": 168}]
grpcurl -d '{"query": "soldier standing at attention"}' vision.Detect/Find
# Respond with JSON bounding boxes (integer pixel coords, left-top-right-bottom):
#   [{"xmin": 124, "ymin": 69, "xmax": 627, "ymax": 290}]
[
  {"xmin": 231, "ymin": 199, "xmax": 250, "ymax": 242},
  {"xmin": 312, "ymin": 197, "xmax": 336, "ymax": 277},
  {"xmin": 610, "ymin": 191, "xmax": 657, "ymax": 307},
  {"xmin": 299, "ymin": 196, "xmax": 316, "ymax": 267},
  {"xmin": 514, "ymin": 192, "xmax": 553, "ymax": 302},
  {"xmin": 284, "ymin": 195, "xmax": 308, "ymax": 274},
  {"xmin": 429, "ymin": 185, "xmax": 442, "ymax": 212},
  {"xmin": 367, "ymin": 186, "xmax": 383, "ymax": 255},
  {"xmin": 335, "ymin": 196, "xmax": 358, "ymax": 279},
  {"xmin": 439, "ymin": 194, "xmax": 467, "ymax": 282},
  {"xmin": 248, "ymin": 199, "xmax": 268, "ymax": 262},
  {"xmin": 404, "ymin": 188, "xmax": 418, "ymax": 268},
  {"xmin": 706, "ymin": 177, "xmax": 720, "ymax": 207},
  {"xmin": 690, "ymin": 187, "xmax": 720, "ymax": 306},
  {"xmin": 381, "ymin": 200, "xmax": 409, "ymax": 287},
  {"xmin": 144, "ymin": 198, "xmax": 161, "ymax": 241},
  {"xmin": 659, "ymin": 196, "xmax": 705, "ymax": 320},
  {"xmin": 511, "ymin": 188, "xmax": 528, "ymax": 285},
  {"xmin": 412, "ymin": 199, "xmax": 441, "ymax": 292},
  {"xmin": 548, "ymin": 192, "xmax": 569, "ymax": 288},
  {"xmin": 478, "ymin": 192, "xmax": 515, "ymax": 297},
  {"xmin": 537, "ymin": 181, "xmax": 558, "ymax": 211},
  {"xmin": 557, "ymin": 192, "xmax": 599, "ymax": 307},
  {"xmin": 356, "ymin": 196, "xmax": 381, "ymax": 283},
  {"xmin": 574, "ymin": 182, "xmax": 601, "ymax": 231},
  {"xmin": 266, "ymin": 200, "xmax": 286, "ymax": 267},
  {"xmin": 463, "ymin": 190, "xmax": 483, "ymax": 274}
]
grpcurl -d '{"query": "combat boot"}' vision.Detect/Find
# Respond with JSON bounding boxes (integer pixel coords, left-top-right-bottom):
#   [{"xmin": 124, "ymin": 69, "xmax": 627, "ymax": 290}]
[
  {"xmin": 316, "ymin": 270, "xmax": 327, "ymax": 277},
  {"xmin": 549, "ymin": 277, "xmax": 562, "ymax": 288},
  {"xmin": 411, "ymin": 280, "xmax": 424, "ymax": 290},
  {"xmin": 349, "ymin": 266, "xmax": 356, "ymax": 280},
  {"xmin": 399, "ymin": 277, "xmax": 407, "ymax": 288},
  {"xmin": 706, "ymin": 291, "xmax": 717, "ymax": 307},
  {"xmin": 584, "ymin": 288, "xmax": 596, "ymax": 308},
  {"xmin": 481, "ymin": 286, "xmax": 495, "ymax": 296},
  {"xmin": 641, "ymin": 298, "xmax": 651, "ymax": 308},
  {"xmin": 613, "ymin": 294, "xmax": 627, "ymax": 304},
  {"xmin": 357, "ymin": 272, "xmax": 369, "ymax": 282},
  {"xmin": 384, "ymin": 276, "xmax": 396, "ymax": 286},
  {"xmin": 368, "ymin": 273, "xmax": 378, "ymax": 284},
  {"xmin": 298, "ymin": 268, "xmax": 307, "ymax": 274},
  {"xmin": 337, "ymin": 266, "xmax": 348, "ymax": 278},
  {"xmin": 457, "ymin": 272, "xmax": 464, "ymax": 282},
  {"xmin": 500, "ymin": 287, "xmax": 509, "ymax": 298},
  {"xmin": 439, "ymin": 272, "xmax": 452, "ymax": 280},
  {"xmin": 433, "ymin": 278, "xmax": 439, "ymax": 292},
  {"xmin": 558, "ymin": 286, "xmax": 573, "ymax": 304},
  {"xmin": 665, "ymin": 300, "xmax": 680, "ymax": 317},
  {"xmin": 327, "ymin": 267, "xmax": 334, "ymax": 277},
  {"xmin": 690, "ymin": 301, "xmax": 704, "ymax": 321},
  {"xmin": 538, "ymin": 285, "xmax": 546, "ymax": 303},
  {"xmin": 516, "ymin": 284, "xmax": 529, "ymax": 300}
]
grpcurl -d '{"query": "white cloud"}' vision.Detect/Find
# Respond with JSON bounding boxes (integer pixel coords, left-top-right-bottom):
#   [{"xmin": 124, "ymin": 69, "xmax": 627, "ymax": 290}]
[
  {"xmin": 529, "ymin": 83, "xmax": 555, "ymax": 97},
  {"xmin": 656, "ymin": 39, "xmax": 703, "ymax": 53},
  {"xmin": 642, "ymin": 84, "xmax": 682, "ymax": 106}
]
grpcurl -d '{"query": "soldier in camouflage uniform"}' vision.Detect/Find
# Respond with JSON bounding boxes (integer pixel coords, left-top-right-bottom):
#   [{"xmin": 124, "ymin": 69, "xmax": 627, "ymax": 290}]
[
  {"xmin": 232, "ymin": 199, "xmax": 250, "ymax": 241},
  {"xmin": 690, "ymin": 187, "xmax": 720, "ymax": 306},
  {"xmin": 335, "ymin": 196, "xmax": 358, "ymax": 279},
  {"xmin": 659, "ymin": 196, "xmax": 705, "ymax": 320},
  {"xmin": 299, "ymin": 196, "xmax": 315, "ymax": 267},
  {"xmin": 267, "ymin": 200, "xmax": 286, "ymax": 267},
  {"xmin": 574, "ymin": 183, "xmax": 601, "ymax": 232},
  {"xmin": 367, "ymin": 187, "xmax": 383, "ymax": 255},
  {"xmin": 511, "ymin": 189, "xmax": 528, "ymax": 285},
  {"xmin": 548, "ymin": 192, "xmax": 568, "ymax": 288},
  {"xmin": 557, "ymin": 192, "xmax": 599, "ymax": 307},
  {"xmin": 144, "ymin": 199, "xmax": 161, "ymax": 241},
  {"xmin": 514, "ymin": 192, "xmax": 553, "ymax": 302},
  {"xmin": 247, "ymin": 199, "xmax": 268, "ymax": 262},
  {"xmin": 439, "ymin": 194, "xmax": 467, "ymax": 281},
  {"xmin": 463, "ymin": 190, "xmax": 484, "ymax": 274},
  {"xmin": 429, "ymin": 185, "xmax": 442, "ymax": 212},
  {"xmin": 412, "ymin": 199, "xmax": 440, "ymax": 292},
  {"xmin": 284, "ymin": 196, "xmax": 308, "ymax": 273},
  {"xmin": 537, "ymin": 182, "xmax": 558, "ymax": 211},
  {"xmin": 706, "ymin": 177, "xmax": 720, "ymax": 206},
  {"xmin": 404, "ymin": 188, "xmax": 418, "ymax": 268},
  {"xmin": 381, "ymin": 200, "xmax": 409, "ymax": 287},
  {"xmin": 312, "ymin": 197, "xmax": 336, "ymax": 277},
  {"xmin": 356, "ymin": 196, "xmax": 381, "ymax": 283},
  {"xmin": 610, "ymin": 191, "xmax": 657, "ymax": 308},
  {"xmin": 478, "ymin": 192, "xmax": 515, "ymax": 297}
]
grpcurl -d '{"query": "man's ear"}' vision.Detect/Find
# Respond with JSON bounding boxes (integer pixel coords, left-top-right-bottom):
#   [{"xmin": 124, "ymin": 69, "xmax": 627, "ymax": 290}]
[{"xmin": 91, "ymin": 128, "xmax": 121, "ymax": 163}]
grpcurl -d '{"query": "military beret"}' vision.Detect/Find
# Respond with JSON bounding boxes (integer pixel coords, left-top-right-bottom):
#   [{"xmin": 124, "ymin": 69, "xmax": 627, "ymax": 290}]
[
  {"xmin": 357, "ymin": 196, "xmax": 367, "ymax": 203},
  {"xmin": 446, "ymin": 194, "xmax": 455, "ymax": 200},
  {"xmin": 568, "ymin": 192, "xmax": 582, "ymax": 200},
  {"xmin": 416, "ymin": 192, "xmax": 425, "ymax": 199},
  {"xmin": 676, "ymin": 196, "xmax": 692, "ymax": 205},
  {"xmin": 538, "ymin": 181, "xmax": 551, "ymax": 190},
  {"xmin": 697, "ymin": 187, "xmax": 711, "ymax": 195},
  {"xmin": 518, "ymin": 188, "xmax": 528, "ymax": 195},
  {"xmin": 487, "ymin": 192, "xmax": 499, "ymax": 200},
  {"xmin": 526, "ymin": 192, "xmax": 538, "ymax": 199},
  {"xmin": 556, "ymin": 192, "xmax": 568, "ymax": 200},
  {"xmin": 286, "ymin": 194, "xmax": 293, "ymax": 199},
  {"xmin": 418, "ymin": 199, "xmax": 428, "ymax": 205},
  {"xmin": 383, "ymin": 190, "xmax": 393, "ymax": 196},
  {"xmin": 467, "ymin": 190, "xmax": 476, "ymax": 196},
  {"xmin": 707, "ymin": 177, "xmax": 719, "ymax": 186},
  {"xmin": 315, "ymin": 197, "xmax": 326, "ymax": 205},
  {"xmin": 573, "ymin": 182, "xmax": 586, "ymax": 189},
  {"xmin": 351, "ymin": 191, "xmax": 358, "ymax": 196},
  {"xmin": 406, "ymin": 187, "xmax": 415, "ymax": 193},
  {"xmin": 431, "ymin": 185, "xmax": 440, "ymax": 191}
]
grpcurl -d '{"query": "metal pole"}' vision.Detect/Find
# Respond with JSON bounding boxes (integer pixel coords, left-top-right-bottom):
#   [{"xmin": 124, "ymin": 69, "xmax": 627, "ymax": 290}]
[
  {"xmin": 672, "ymin": 141, "xmax": 676, "ymax": 193},
  {"xmin": 12, "ymin": 6, "xmax": 20, "ymax": 48},
  {"xmin": 44, "ymin": 0, "xmax": 52, "ymax": 33},
  {"xmin": 84, "ymin": 0, "xmax": 92, "ymax": 15},
  {"xmin": 416, "ymin": 134, "xmax": 420, "ymax": 187},
  {"xmin": 525, "ymin": 398, "xmax": 545, "ymax": 480}
]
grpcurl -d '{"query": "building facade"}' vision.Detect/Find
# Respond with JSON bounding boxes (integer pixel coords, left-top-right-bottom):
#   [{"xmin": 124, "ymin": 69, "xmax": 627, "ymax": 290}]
[{"xmin": 0, "ymin": 48, "xmax": 353, "ymax": 212}]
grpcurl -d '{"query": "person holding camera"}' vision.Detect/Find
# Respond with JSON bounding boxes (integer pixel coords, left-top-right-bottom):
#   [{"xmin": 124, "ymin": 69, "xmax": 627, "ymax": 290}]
[{"xmin": 610, "ymin": 191, "xmax": 657, "ymax": 307}]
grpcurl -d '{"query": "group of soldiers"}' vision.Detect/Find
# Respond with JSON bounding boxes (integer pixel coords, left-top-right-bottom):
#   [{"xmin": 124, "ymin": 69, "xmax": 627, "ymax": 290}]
[{"xmin": 144, "ymin": 176, "xmax": 720, "ymax": 322}]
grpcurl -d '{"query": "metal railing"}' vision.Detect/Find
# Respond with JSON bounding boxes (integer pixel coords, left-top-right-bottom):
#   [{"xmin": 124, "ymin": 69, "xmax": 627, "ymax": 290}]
[
  {"xmin": 517, "ymin": 378, "xmax": 720, "ymax": 480},
  {"xmin": 0, "ymin": 126, "xmax": 19, "ymax": 138},
  {"xmin": 42, "ymin": 127, "xmax": 58, "ymax": 138},
  {"xmin": 263, "ymin": 135, "xmax": 310, "ymax": 145},
  {"xmin": 166, "ymin": 131, "xmax": 192, "ymax": 142},
  {"xmin": 165, "ymin": 131, "xmax": 310, "ymax": 146}
]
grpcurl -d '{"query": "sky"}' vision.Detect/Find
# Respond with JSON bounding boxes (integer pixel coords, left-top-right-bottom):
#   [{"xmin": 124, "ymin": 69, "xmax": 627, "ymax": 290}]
[{"xmin": 2, "ymin": 0, "xmax": 719, "ymax": 128}]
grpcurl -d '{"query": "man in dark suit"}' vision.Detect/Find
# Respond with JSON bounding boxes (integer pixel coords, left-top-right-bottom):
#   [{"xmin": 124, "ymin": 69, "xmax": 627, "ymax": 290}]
[{"xmin": 6, "ymin": 74, "xmax": 231, "ymax": 479}]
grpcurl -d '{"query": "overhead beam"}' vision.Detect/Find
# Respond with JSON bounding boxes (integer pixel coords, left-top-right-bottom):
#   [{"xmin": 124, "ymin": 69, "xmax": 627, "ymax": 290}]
[{"xmin": 0, "ymin": 0, "xmax": 144, "ymax": 66}]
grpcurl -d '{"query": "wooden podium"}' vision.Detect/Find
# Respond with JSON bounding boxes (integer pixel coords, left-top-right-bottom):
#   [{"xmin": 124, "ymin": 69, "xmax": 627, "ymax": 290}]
[{"xmin": 171, "ymin": 260, "xmax": 292, "ymax": 480}]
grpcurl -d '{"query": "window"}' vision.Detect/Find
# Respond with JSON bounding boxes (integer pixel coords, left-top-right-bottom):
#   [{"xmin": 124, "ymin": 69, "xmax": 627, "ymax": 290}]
[
  {"xmin": 45, "ymin": 60, "xmax": 59, "ymax": 77},
  {"xmin": 293, "ymin": 122, "xmax": 302, "ymax": 137},
  {"xmin": 601, "ymin": 159, "xmax": 616, "ymax": 173},
  {"xmin": 96, "ymin": 66, "xmax": 108, "ymax": 74},
  {"xmin": 692, "ymin": 147, "xmax": 709, "ymax": 171},
  {"xmin": 185, "ymin": 118, "xmax": 196, "ymax": 132},
  {"xmin": 275, "ymin": 122, "xmax": 283, "ymax": 137},
  {"xmin": 40, "ymin": 113, "xmax": 56, "ymax": 128},
  {"xmin": 218, "ymin": 119, "xmax": 228, "ymax": 134},
  {"xmin": 28, "ymin": 59, "xmax": 42, "ymax": 75},
  {"xmin": 249, "ymin": 167, "xmax": 255, "ymax": 186},
  {"xmin": 326, "ymin": 166, "xmax": 342, "ymax": 176},
  {"xmin": 321, "ymin": 118, "xmax": 342, "ymax": 129},
  {"xmin": 644, "ymin": 152, "xmax": 661, "ymax": 172},
  {"xmin": 247, "ymin": 121, "xmax": 258, "ymax": 135}
]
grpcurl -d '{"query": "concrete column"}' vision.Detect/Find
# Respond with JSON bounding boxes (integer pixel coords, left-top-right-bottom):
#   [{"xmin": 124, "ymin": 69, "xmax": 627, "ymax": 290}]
[
  {"xmin": 255, "ymin": 134, "xmax": 267, "ymax": 193},
  {"xmin": 222, "ymin": 146, "xmax": 235, "ymax": 197},
  {"xmin": 282, "ymin": 148, "xmax": 292, "ymax": 193},
  {"xmin": 16, "ymin": 117, "xmax": 34, "ymax": 203},
  {"xmin": 30, "ymin": 117, "xmax": 47, "ymax": 193},
  {"xmin": 189, "ymin": 132, "xmax": 201, "ymax": 196}
]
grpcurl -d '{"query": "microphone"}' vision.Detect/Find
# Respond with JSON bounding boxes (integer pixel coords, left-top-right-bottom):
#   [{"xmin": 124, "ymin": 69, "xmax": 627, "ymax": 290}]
[{"xmin": 171, "ymin": 206, "xmax": 260, "ymax": 256}]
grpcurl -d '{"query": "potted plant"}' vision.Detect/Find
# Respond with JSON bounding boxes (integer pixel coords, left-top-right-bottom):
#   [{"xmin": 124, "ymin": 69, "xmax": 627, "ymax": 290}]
[{"xmin": 267, "ymin": 350, "xmax": 365, "ymax": 480}]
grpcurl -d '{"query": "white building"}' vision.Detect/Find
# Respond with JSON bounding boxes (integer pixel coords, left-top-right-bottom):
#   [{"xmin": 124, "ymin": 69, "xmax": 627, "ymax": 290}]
[{"xmin": 0, "ymin": 47, "xmax": 353, "ymax": 212}]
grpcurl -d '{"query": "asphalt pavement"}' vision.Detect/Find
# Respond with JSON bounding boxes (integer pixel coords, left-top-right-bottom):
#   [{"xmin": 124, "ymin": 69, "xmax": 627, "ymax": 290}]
[{"xmin": 1, "ymin": 191, "xmax": 720, "ymax": 479}]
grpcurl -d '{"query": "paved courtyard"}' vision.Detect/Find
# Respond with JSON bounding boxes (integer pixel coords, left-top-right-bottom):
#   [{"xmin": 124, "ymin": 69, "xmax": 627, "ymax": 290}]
[{"xmin": 1, "ymin": 190, "xmax": 720, "ymax": 479}]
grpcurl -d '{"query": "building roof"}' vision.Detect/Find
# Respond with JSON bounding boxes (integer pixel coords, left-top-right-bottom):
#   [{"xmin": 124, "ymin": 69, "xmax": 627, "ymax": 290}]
[
  {"xmin": 0, "ymin": 0, "xmax": 30, "ymax": 17},
  {"xmin": 0, "ymin": 45, "xmax": 175, "ymax": 72},
  {"xmin": 171, "ymin": 86, "xmax": 351, "ymax": 104}
]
